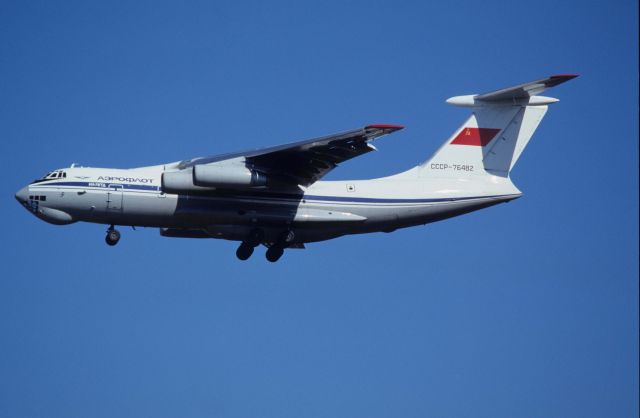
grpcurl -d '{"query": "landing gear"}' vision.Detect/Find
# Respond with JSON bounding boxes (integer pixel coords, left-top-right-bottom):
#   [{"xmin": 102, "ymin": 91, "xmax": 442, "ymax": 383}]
[
  {"xmin": 235, "ymin": 228, "xmax": 265, "ymax": 261},
  {"xmin": 236, "ymin": 242, "xmax": 254, "ymax": 260},
  {"xmin": 105, "ymin": 225, "xmax": 121, "ymax": 246},
  {"xmin": 265, "ymin": 245, "xmax": 284, "ymax": 262},
  {"xmin": 246, "ymin": 228, "xmax": 265, "ymax": 247},
  {"xmin": 234, "ymin": 228, "xmax": 295, "ymax": 262},
  {"xmin": 264, "ymin": 230, "xmax": 295, "ymax": 263}
]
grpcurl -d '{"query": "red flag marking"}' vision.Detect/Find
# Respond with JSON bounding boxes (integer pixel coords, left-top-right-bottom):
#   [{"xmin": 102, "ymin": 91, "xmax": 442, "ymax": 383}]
[{"xmin": 451, "ymin": 127, "xmax": 501, "ymax": 146}]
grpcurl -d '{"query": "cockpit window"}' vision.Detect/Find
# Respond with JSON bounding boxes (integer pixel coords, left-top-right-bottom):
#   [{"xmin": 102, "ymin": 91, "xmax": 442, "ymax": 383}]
[
  {"xmin": 40, "ymin": 170, "xmax": 67, "ymax": 179},
  {"xmin": 34, "ymin": 170, "xmax": 67, "ymax": 183}
]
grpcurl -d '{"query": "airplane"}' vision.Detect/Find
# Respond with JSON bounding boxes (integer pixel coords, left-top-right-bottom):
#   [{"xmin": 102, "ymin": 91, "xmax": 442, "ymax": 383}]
[{"xmin": 15, "ymin": 75, "xmax": 577, "ymax": 262}]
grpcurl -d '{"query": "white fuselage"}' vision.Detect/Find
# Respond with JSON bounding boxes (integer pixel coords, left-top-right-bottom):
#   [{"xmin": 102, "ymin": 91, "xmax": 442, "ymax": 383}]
[{"xmin": 16, "ymin": 164, "xmax": 521, "ymax": 244}]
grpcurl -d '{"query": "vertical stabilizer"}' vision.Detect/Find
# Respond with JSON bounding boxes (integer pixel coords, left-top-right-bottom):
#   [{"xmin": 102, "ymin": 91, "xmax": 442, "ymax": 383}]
[{"xmin": 419, "ymin": 75, "xmax": 576, "ymax": 178}]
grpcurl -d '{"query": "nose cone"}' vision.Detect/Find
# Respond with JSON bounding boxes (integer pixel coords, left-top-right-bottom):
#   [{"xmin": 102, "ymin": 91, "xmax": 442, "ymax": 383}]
[{"xmin": 15, "ymin": 186, "xmax": 28, "ymax": 205}]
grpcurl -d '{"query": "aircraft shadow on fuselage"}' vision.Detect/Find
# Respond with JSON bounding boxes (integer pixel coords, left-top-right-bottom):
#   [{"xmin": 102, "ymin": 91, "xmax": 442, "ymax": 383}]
[{"xmin": 173, "ymin": 187, "xmax": 305, "ymax": 243}]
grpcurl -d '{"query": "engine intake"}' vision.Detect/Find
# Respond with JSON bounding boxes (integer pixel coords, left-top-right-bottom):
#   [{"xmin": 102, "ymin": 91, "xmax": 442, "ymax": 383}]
[{"xmin": 161, "ymin": 168, "xmax": 213, "ymax": 194}]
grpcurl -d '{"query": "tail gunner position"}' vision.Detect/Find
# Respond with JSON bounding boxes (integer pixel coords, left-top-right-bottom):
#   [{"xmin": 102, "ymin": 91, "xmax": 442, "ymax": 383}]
[{"xmin": 15, "ymin": 75, "xmax": 577, "ymax": 262}]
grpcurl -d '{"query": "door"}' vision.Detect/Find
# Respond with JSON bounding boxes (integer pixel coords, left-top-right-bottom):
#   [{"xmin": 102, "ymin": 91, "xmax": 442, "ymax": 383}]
[{"xmin": 106, "ymin": 184, "xmax": 123, "ymax": 211}]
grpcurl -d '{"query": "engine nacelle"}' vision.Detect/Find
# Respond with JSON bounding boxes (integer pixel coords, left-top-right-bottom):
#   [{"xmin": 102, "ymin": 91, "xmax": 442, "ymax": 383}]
[
  {"xmin": 193, "ymin": 164, "xmax": 267, "ymax": 188},
  {"xmin": 161, "ymin": 164, "xmax": 268, "ymax": 194},
  {"xmin": 161, "ymin": 168, "xmax": 214, "ymax": 194}
]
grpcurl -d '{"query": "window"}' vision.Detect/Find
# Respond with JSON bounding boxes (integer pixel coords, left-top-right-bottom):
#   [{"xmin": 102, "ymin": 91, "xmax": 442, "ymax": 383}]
[
  {"xmin": 40, "ymin": 195, "xmax": 46, "ymax": 201},
  {"xmin": 38, "ymin": 170, "xmax": 66, "ymax": 181}
]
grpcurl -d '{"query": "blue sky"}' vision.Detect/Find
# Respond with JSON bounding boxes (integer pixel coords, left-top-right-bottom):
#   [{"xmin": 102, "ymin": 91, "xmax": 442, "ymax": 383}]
[{"xmin": 1, "ymin": 1, "xmax": 638, "ymax": 417}]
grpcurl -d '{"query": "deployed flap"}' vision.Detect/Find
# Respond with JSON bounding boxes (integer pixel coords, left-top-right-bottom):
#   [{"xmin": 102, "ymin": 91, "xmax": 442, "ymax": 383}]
[
  {"xmin": 178, "ymin": 124, "xmax": 403, "ymax": 187},
  {"xmin": 475, "ymin": 74, "xmax": 578, "ymax": 102}
]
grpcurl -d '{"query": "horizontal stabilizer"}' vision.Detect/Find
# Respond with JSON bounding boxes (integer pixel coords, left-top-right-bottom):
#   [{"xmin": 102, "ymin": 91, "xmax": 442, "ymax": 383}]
[
  {"xmin": 447, "ymin": 74, "xmax": 578, "ymax": 107},
  {"xmin": 476, "ymin": 74, "xmax": 578, "ymax": 102}
]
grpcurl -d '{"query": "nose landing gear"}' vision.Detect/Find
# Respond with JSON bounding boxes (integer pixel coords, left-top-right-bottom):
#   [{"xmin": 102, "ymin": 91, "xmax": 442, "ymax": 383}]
[{"xmin": 105, "ymin": 225, "xmax": 121, "ymax": 246}]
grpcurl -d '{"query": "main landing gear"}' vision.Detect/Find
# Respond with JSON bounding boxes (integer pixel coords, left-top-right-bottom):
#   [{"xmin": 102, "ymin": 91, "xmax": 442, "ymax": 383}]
[
  {"xmin": 235, "ymin": 242, "xmax": 254, "ymax": 260},
  {"xmin": 235, "ymin": 228, "xmax": 265, "ymax": 261},
  {"xmin": 105, "ymin": 225, "xmax": 121, "ymax": 246},
  {"xmin": 265, "ymin": 245, "xmax": 284, "ymax": 263},
  {"xmin": 265, "ymin": 230, "xmax": 295, "ymax": 263},
  {"xmin": 235, "ymin": 229, "xmax": 295, "ymax": 263}
]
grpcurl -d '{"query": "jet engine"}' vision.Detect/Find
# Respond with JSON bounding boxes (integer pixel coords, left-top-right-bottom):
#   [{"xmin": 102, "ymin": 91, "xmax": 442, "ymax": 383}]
[
  {"xmin": 161, "ymin": 164, "xmax": 267, "ymax": 194},
  {"xmin": 193, "ymin": 164, "xmax": 267, "ymax": 188}
]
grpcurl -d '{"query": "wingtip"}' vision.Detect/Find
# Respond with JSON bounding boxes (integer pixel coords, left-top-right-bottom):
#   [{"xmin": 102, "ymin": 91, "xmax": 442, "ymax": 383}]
[
  {"xmin": 366, "ymin": 124, "xmax": 404, "ymax": 131},
  {"xmin": 544, "ymin": 74, "xmax": 578, "ymax": 89},
  {"xmin": 551, "ymin": 74, "xmax": 579, "ymax": 79}
]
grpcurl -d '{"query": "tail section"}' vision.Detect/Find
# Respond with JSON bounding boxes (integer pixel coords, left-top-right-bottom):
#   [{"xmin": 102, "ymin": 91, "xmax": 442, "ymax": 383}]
[{"xmin": 420, "ymin": 75, "xmax": 577, "ymax": 178}]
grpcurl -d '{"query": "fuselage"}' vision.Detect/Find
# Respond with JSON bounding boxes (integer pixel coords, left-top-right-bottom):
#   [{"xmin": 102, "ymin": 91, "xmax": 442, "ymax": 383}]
[{"xmin": 15, "ymin": 164, "xmax": 521, "ymax": 244}]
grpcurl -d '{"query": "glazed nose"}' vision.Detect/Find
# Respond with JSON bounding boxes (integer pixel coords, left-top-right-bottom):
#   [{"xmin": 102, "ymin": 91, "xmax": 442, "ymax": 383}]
[{"xmin": 15, "ymin": 186, "xmax": 28, "ymax": 205}]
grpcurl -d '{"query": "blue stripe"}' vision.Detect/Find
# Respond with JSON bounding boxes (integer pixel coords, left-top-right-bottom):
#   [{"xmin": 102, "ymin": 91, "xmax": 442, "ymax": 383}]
[
  {"xmin": 32, "ymin": 181, "xmax": 160, "ymax": 191},
  {"xmin": 300, "ymin": 194, "xmax": 511, "ymax": 204}
]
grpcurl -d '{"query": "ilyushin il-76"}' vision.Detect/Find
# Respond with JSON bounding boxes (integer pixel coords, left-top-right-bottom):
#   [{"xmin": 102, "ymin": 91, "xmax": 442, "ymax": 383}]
[{"xmin": 16, "ymin": 75, "xmax": 576, "ymax": 262}]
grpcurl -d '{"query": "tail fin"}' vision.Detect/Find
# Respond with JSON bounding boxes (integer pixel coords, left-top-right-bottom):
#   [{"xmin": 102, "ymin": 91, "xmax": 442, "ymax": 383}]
[{"xmin": 420, "ymin": 75, "xmax": 577, "ymax": 177}]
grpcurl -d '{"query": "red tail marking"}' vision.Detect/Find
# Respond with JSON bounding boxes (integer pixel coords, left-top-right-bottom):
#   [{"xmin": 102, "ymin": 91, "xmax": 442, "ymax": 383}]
[{"xmin": 451, "ymin": 127, "xmax": 501, "ymax": 146}]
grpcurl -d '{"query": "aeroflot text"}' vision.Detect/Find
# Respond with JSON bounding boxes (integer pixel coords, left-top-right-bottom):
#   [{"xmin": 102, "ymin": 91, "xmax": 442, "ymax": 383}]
[{"xmin": 97, "ymin": 176, "xmax": 154, "ymax": 183}]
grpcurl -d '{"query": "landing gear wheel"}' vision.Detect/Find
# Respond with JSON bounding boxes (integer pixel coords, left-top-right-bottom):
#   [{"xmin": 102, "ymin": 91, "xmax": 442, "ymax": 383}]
[
  {"xmin": 236, "ymin": 242, "xmax": 254, "ymax": 261},
  {"xmin": 105, "ymin": 228, "xmax": 121, "ymax": 246},
  {"xmin": 265, "ymin": 245, "xmax": 284, "ymax": 263}
]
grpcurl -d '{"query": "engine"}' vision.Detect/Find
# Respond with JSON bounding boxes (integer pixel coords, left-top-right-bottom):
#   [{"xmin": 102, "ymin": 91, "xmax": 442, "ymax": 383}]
[
  {"xmin": 161, "ymin": 164, "xmax": 267, "ymax": 194},
  {"xmin": 193, "ymin": 164, "xmax": 267, "ymax": 188}
]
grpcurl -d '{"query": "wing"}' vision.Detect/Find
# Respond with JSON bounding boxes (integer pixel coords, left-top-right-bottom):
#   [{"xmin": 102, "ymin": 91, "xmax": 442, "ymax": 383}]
[{"xmin": 178, "ymin": 124, "xmax": 403, "ymax": 187}]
